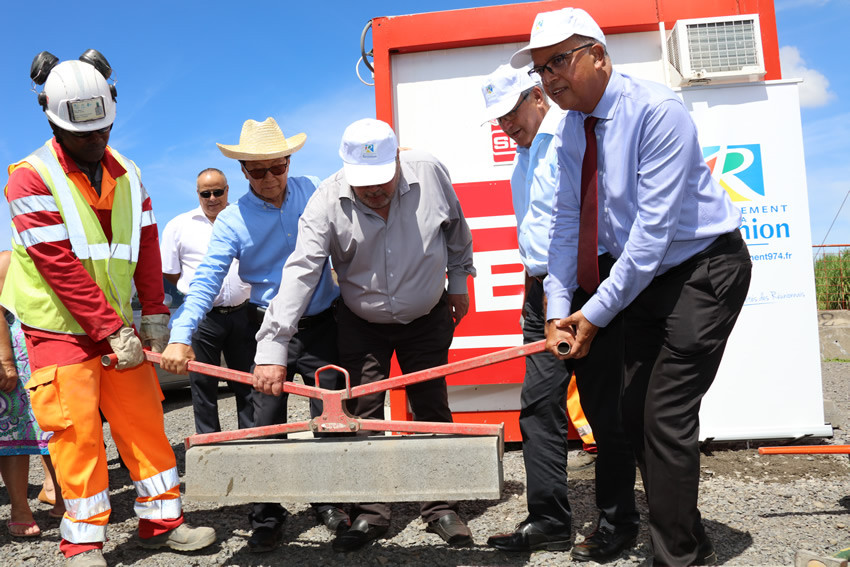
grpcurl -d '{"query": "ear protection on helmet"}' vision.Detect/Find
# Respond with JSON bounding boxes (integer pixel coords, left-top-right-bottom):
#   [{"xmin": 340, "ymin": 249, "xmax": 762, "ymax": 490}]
[
  {"xmin": 78, "ymin": 49, "xmax": 117, "ymax": 101},
  {"xmin": 30, "ymin": 51, "xmax": 59, "ymax": 109}
]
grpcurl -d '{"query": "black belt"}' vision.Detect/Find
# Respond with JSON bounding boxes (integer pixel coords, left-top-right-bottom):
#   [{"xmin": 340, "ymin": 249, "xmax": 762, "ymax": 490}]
[
  {"xmin": 249, "ymin": 303, "xmax": 334, "ymax": 330},
  {"xmin": 211, "ymin": 300, "xmax": 249, "ymax": 314},
  {"xmin": 532, "ymin": 274, "xmax": 547, "ymax": 284},
  {"xmin": 688, "ymin": 229, "xmax": 743, "ymax": 265}
]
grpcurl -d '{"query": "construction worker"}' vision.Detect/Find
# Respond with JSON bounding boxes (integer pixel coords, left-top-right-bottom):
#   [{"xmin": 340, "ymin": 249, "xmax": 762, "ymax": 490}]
[
  {"xmin": 160, "ymin": 168, "xmax": 254, "ymax": 434},
  {"xmin": 253, "ymin": 118, "xmax": 477, "ymax": 553},
  {"xmin": 159, "ymin": 118, "xmax": 349, "ymax": 552},
  {"xmin": 479, "ymin": 64, "xmax": 638, "ymax": 562},
  {"xmin": 1, "ymin": 51, "xmax": 215, "ymax": 566},
  {"xmin": 513, "ymin": 8, "xmax": 751, "ymax": 565}
]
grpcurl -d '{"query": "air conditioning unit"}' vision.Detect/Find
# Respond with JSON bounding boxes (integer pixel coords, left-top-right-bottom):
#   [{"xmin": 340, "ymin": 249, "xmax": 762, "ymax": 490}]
[{"xmin": 666, "ymin": 14, "xmax": 765, "ymax": 86}]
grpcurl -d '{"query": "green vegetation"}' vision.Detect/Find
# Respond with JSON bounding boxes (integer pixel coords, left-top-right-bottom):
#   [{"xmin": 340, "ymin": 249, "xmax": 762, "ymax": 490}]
[{"xmin": 814, "ymin": 250, "xmax": 850, "ymax": 310}]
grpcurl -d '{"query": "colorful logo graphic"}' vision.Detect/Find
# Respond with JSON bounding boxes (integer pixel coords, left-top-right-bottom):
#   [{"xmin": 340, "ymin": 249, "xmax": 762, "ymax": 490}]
[
  {"xmin": 361, "ymin": 143, "xmax": 375, "ymax": 158},
  {"xmin": 486, "ymin": 84, "xmax": 494, "ymax": 95},
  {"xmin": 703, "ymin": 144, "xmax": 765, "ymax": 202}
]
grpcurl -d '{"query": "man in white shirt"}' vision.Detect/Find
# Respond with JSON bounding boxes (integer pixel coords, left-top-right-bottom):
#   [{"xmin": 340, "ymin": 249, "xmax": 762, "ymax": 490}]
[{"xmin": 160, "ymin": 168, "xmax": 254, "ymax": 434}]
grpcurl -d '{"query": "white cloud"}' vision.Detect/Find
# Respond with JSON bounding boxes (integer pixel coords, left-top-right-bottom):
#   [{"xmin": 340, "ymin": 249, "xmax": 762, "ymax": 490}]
[{"xmin": 779, "ymin": 45, "xmax": 836, "ymax": 107}]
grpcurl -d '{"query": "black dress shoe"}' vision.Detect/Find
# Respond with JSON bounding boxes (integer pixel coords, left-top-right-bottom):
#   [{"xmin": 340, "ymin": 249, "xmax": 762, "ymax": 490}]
[
  {"xmin": 487, "ymin": 520, "xmax": 572, "ymax": 552},
  {"xmin": 317, "ymin": 507, "xmax": 351, "ymax": 534},
  {"xmin": 572, "ymin": 526, "xmax": 637, "ymax": 562},
  {"xmin": 426, "ymin": 511, "xmax": 473, "ymax": 546},
  {"xmin": 247, "ymin": 525, "xmax": 283, "ymax": 553},
  {"xmin": 332, "ymin": 518, "xmax": 388, "ymax": 552},
  {"xmin": 695, "ymin": 536, "xmax": 717, "ymax": 565}
]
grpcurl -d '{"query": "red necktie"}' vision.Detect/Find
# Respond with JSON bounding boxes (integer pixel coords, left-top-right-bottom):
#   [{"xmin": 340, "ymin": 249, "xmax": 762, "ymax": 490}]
[{"xmin": 577, "ymin": 116, "xmax": 600, "ymax": 294}]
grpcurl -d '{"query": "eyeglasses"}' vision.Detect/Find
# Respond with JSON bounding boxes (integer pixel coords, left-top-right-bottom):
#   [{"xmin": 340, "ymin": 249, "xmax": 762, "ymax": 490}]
[
  {"xmin": 497, "ymin": 91, "xmax": 531, "ymax": 125},
  {"xmin": 66, "ymin": 125, "xmax": 112, "ymax": 138},
  {"xmin": 528, "ymin": 43, "xmax": 595, "ymax": 78},
  {"xmin": 243, "ymin": 158, "xmax": 290, "ymax": 180},
  {"xmin": 198, "ymin": 188, "xmax": 226, "ymax": 199}
]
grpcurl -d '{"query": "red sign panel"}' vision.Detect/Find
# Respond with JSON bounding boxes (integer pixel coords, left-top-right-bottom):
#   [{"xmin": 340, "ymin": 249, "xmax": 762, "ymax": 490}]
[{"xmin": 491, "ymin": 123, "xmax": 516, "ymax": 163}]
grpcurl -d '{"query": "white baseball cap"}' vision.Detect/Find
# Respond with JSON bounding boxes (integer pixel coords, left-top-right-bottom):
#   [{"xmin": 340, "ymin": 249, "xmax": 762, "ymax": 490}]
[
  {"xmin": 480, "ymin": 64, "xmax": 539, "ymax": 124},
  {"xmin": 339, "ymin": 118, "xmax": 399, "ymax": 186},
  {"xmin": 510, "ymin": 7, "xmax": 606, "ymax": 69}
]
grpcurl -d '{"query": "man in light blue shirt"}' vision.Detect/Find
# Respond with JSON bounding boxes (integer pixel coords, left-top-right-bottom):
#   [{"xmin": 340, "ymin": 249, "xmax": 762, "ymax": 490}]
[
  {"xmin": 511, "ymin": 8, "xmax": 751, "ymax": 566},
  {"xmin": 480, "ymin": 64, "xmax": 637, "ymax": 561},
  {"xmin": 160, "ymin": 117, "xmax": 349, "ymax": 552}
]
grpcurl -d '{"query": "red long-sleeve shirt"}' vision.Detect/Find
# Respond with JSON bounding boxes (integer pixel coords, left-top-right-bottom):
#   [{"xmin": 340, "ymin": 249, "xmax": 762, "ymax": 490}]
[{"xmin": 5, "ymin": 138, "xmax": 168, "ymax": 368}]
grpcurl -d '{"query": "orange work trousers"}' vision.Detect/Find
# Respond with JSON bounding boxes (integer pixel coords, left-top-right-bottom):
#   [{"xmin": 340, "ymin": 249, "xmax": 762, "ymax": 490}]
[
  {"xmin": 567, "ymin": 373, "xmax": 596, "ymax": 445},
  {"xmin": 26, "ymin": 356, "xmax": 181, "ymax": 543}
]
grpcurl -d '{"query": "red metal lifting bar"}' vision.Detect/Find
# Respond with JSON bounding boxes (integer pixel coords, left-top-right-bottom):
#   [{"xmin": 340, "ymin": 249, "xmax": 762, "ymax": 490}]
[{"xmin": 102, "ymin": 338, "xmax": 553, "ymax": 450}]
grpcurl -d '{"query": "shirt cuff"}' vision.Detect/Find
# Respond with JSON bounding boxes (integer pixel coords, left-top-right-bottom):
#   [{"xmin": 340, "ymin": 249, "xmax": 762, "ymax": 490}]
[
  {"xmin": 581, "ymin": 296, "xmax": 617, "ymax": 328},
  {"xmin": 255, "ymin": 339, "xmax": 289, "ymax": 367},
  {"xmin": 546, "ymin": 295, "xmax": 572, "ymax": 320},
  {"xmin": 168, "ymin": 324, "xmax": 193, "ymax": 346},
  {"xmin": 446, "ymin": 272, "xmax": 469, "ymax": 294}
]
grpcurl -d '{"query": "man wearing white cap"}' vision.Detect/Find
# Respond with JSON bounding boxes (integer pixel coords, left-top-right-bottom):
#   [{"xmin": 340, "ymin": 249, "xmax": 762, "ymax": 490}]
[
  {"xmin": 253, "ymin": 118, "xmax": 476, "ymax": 552},
  {"xmin": 511, "ymin": 7, "xmax": 751, "ymax": 566},
  {"xmin": 160, "ymin": 117, "xmax": 349, "ymax": 552},
  {"xmin": 479, "ymin": 65, "xmax": 638, "ymax": 561}
]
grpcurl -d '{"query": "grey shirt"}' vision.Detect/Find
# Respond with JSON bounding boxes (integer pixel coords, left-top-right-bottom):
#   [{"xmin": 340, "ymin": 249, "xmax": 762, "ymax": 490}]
[{"xmin": 255, "ymin": 149, "xmax": 476, "ymax": 366}]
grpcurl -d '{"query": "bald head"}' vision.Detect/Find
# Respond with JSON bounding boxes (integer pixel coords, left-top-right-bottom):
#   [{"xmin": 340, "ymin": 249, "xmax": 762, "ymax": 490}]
[{"xmin": 196, "ymin": 168, "xmax": 229, "ymax": 221}]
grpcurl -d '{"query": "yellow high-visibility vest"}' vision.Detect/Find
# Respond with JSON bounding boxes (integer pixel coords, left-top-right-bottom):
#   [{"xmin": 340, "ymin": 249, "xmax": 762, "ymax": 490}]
[{"xmin": 0, "ymin": 141, "xmax": 153, "ymax": 334}]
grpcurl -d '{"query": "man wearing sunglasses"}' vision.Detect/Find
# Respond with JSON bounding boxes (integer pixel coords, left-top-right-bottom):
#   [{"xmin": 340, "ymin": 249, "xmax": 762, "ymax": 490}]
[
  {"xmin": 512, "ymin": 8, "xmax": 751, "ymax": 565},
  {"xmin": 160, "ymin": 118, "xmax": 349, "ymax": 553},
  {"xmin": 160, "ymin": 169, "xmax": 254, "ymax": 437},
  {"xmin": 479, "ymin": 64, "xmax": 638, "ymax": 561},
  {"xmin": 1, "ymin": 51, "xmax": 216, "ymax": 566}
]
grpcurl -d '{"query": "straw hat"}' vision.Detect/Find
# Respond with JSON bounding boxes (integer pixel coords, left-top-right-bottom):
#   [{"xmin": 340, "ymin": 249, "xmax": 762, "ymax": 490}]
[{"xmin": 216, "ymin": 117, "xmax": 306, "ymax": 160}]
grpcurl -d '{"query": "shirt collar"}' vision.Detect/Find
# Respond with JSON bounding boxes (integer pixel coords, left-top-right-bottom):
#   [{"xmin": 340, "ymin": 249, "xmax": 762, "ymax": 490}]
[
  {"xmin": 538, "ymin": 106, "xmax": 566, "ymax": 137},
  {"xmin": 51, "ymin": 137, "xmax": 127, "ymax": 180},
  {"xmin": 588, "ymin": 69, "xmax": 624, "ymax": 122},
  {"xmin": 189, "ymin": 205, "xmax": 214, "ymax": 224}
]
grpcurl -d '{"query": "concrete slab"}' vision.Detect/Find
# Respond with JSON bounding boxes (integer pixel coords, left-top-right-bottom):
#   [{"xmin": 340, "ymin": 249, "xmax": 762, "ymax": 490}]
[{"xmin": 184, "ymin": 434, "xmax": 503, "ymax": 504}]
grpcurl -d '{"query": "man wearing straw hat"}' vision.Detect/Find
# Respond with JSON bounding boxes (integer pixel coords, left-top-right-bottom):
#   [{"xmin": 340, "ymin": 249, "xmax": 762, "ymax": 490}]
[
  {"xmin": 161, "ymin": 118, "xmax": 349, "ymax": 552},
  {"xmin": 253, "ymin": 117, "xmax": 477, "ymax": 553}
]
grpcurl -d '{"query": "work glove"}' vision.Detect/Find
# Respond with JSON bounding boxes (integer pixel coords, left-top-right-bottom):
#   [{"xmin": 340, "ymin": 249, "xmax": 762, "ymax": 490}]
[
  {"xmin": 106, "ymin": 326, "xmax": 145, "ymax": 369},
  {"xmin": 139, "ymin": 313, "xmax": 171, "ymax": 353}
]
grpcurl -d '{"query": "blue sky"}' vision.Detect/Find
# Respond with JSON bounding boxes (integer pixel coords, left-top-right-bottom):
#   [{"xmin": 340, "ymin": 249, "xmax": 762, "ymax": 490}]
[{"xmin": 0, "ymin": 0, "xmax": 846, "ymax": 250}]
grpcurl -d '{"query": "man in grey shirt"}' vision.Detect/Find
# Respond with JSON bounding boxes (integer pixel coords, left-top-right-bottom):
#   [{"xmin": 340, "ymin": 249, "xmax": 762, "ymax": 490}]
[{"xmin": 253, "ymin": 118, "xmax": 476, "ymax": 552}]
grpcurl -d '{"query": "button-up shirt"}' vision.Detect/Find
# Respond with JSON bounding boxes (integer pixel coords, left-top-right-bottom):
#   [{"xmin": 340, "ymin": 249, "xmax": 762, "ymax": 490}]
[
  {"xmin": 256, "ymin": 149, "xmax": 476, "ymax": 366},
  {"xmin": 160, "ymin": 206, "xmax": 251, "ymax": 308},
  {"xmin": 546, "ymin": 70, "xmax": 741, "ymax": 327},
  {"xmin": 510, "ymin": 106, "xmax": 565, "ymax": 277},
  {"xmin": 169, "ymin": 176, "xmax": 339, "ymax": 345}
]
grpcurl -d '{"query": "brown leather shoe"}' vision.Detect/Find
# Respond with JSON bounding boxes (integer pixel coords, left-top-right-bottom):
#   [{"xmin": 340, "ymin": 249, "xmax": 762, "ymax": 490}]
[{"xmin": 426, "ymin": 511, "xmax": 473, "ymax": 546}]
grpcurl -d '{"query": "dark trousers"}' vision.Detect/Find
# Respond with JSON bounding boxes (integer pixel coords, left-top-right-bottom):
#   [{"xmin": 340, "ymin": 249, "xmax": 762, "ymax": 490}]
[
  {"xmin": 622, "ymin": 230, "xmax": 751, "ymax": 565},
  {"xmin": 336, "ymin": 293, "xmax": 456, "ymax": 526},
  {"xmin": 249, "ymin": 307, "xmax": 344, "ymax": 531},
  {"xmin": 189, "ymin": 305, "xmax": 255, "ymax": 434},
  {"xmin": 521, "ymin": 255, "xmax": 637, "ymax": 534}
]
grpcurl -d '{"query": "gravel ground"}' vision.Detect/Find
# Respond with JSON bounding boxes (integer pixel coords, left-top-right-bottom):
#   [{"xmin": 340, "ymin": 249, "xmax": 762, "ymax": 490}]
[{"xmin": 2, "ymin": 362, "xmax": 849, "ymax": 566}]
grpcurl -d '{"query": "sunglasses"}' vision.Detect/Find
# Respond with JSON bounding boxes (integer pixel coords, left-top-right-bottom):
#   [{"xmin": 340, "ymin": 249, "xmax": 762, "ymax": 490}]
[
  {"xmin": 243, "ymin": 159, "xmax": 290, "ymax": 180},
  {"xmin": 198, "ymin": 189, "xmax": 226, "ymax": 199},
  {"xmin": 66, "ymin": 125, "xmax": 112, "ymax": 138}
]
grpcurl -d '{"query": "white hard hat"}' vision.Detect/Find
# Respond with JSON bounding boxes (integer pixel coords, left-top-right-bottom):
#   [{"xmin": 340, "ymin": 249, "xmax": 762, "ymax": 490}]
[{"xmin": 43, "ymin": 60, "xmax": 116, "ymax": 132}]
